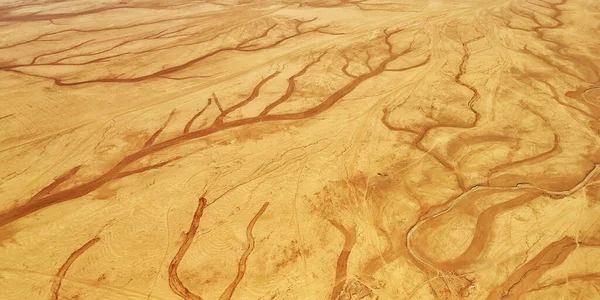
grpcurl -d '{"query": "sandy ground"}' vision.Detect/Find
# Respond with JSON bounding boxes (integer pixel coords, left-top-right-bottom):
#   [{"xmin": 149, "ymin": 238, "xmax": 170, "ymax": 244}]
[{"xmin": 1, "ymin": 0, "xmax": 600, "ymax": 299}]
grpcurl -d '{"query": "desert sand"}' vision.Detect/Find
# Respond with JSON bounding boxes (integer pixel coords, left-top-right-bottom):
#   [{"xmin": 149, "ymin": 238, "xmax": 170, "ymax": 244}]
[{"xmin": 1, "ymin": 0, "xmax": 600, "ymax": 299}]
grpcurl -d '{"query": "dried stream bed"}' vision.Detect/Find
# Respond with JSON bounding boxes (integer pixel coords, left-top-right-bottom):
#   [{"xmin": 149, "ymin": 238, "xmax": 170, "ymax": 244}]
[{"xmin": 1, "ymin": 0, "xmax": 600, "ymax": 299}]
